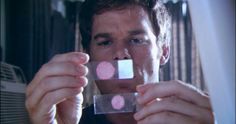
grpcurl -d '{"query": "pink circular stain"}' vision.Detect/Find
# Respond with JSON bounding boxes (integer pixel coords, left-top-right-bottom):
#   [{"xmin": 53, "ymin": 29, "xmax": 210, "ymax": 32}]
[
  {"xmin": 96, "ymin": 61, "xmax": 115, "ymax": 80},
  {"xmin": 111, "ymin": 95, "xmax": 125, "ymax": 110}
]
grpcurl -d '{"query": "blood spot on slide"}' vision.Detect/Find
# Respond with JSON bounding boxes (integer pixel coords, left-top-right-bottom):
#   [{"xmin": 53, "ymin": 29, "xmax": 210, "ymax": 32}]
[
  {"xmin": 111, "ymin": 95, "xmax": 125, "ymax": 110},
  {"xmin": 96, "ymin": 61, "xmax": 115, "ymax": 80}
]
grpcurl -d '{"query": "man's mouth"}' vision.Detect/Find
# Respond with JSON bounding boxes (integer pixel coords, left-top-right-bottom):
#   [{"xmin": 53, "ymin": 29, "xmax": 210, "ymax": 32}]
[
  {"xmin": 114, "ymin": 77, "xmax": 139, "ymax": 93},
  {"xmin": 116, "ymin": 86, "xmax": 136, "ymax": 93}
]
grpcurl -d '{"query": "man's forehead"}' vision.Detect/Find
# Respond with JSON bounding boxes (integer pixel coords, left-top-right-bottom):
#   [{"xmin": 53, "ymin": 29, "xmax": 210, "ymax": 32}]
[
  {"xmin": 93, "ymin": 5, "xmax": 148, "ymax": 22},
  {"xmin": 91, "ymin": 5, "xmax": 152, "ymax": 33}
]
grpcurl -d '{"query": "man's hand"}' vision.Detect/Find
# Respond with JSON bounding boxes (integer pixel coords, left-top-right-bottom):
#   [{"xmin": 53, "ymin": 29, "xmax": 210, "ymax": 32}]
[
  {"xmin": 134, "ymin": 80, "xmax": 214, "ymax": 124},
  {"xmin": 25, "ymin": 52, "xmax": 89, "ymax": 124}
]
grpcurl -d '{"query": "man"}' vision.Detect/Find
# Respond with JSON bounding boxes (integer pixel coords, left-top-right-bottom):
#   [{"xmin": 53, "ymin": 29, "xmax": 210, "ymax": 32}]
[{"xmin": 25, "ymin": 0, "xmax": 214, "ymax": 124}]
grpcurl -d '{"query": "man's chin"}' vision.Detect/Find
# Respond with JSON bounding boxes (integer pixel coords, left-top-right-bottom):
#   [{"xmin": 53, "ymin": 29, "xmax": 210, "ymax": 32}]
[
  {"xmin": 97, "ymin": 77, "xmax": 142, "ymax": 94},
  {"xmin": 116, "ymin": 87, "xmax": 136, "ymax": 94},
  {"xmin": 100, "ymin": 87, "xmax": 136, "ymax": 95}
]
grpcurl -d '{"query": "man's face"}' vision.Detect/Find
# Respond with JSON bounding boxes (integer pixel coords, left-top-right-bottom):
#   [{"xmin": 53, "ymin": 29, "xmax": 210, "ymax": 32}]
[{"xmin": 89, "ymin": 6, "xmax": 163, "ymax": 94}]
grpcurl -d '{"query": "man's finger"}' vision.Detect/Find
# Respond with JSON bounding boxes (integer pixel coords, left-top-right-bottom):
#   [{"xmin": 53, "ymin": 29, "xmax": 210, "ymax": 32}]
[
  {"xmin": 26, "ymin": 62, "xmax": 88, "ymax": 97},
  {"xmin": 134, "ymin": 96, "xmax": 213, "ymax": 121},
  {"xmin": 136, "ymin": 111, "xmax": 195, "ymax": 124},
  {"xmin": 26, "ymin": 52, "xmax": 89, "ymax": 97},
  {"xmin": 26, "ymin": 76, "xmax": 87, "ymax": 110},
  {"xmin": 50, "ymin": 52, "xmax": 89, "ymax": 64},
  {"xmin": 136, "ymin": 80, "xmax": 211, "ymax": 108},
  {"xmin": 32, "ymin": 87, "xmax": 83, "ymax": 123}
]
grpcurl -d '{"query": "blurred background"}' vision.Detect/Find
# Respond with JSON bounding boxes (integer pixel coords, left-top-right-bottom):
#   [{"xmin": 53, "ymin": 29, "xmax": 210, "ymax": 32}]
[{"xmin": 1, "ymin": 0, "xmax": 234, "ymax": 124}]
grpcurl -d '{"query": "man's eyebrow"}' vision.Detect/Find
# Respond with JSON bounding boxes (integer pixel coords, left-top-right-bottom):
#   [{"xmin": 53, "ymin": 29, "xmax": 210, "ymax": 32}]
[
  {"xmin": 93, "ymin": 33, "xmax": 111, "ymax": 40},
  {"xmin": 128, "ymin": 29, "xmax": 146, "ymax": 35}
]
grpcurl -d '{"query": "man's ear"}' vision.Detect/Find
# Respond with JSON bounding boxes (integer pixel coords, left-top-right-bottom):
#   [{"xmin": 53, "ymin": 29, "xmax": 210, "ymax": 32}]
[{"xmin": 160, "ymin": 44, "xmax": 170, "ymax": 66}]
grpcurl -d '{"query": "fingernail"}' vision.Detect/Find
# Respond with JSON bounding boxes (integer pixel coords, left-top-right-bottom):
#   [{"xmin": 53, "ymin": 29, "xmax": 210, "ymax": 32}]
[
  {"xmin": 76, "ymin": 76, "xmax": 88, "ymax": 86},
  {"xmin": 76, "ymin": 66, "xmax": 85, "ymax": 75},
  {"xmin": 72, "ymin": 54, "xmax": 89, "ymax": 63},
  {"xmin": 79, "ymin": 55, "xmax": 86, "ymax": 61},
  {"xmin": 134, "ymin": 113, "xmax": 138, "ymax": 120},
  {"xmin": 80, "ymin": 54, "xmax": 89, "ymax": 62},
  {"xmin": 136, "ymin": 96, "xmax": 142, "ymax": 104},
  {"xmin": 136, "ymin": 84, "xmax": 144, "ymax": 91},
  {"xmin": 72, "ymin": 56, "xmax": 81, "ymax": 63},
  {"xmin": 134, "ymin": 113, "xmax": 140, "ymax": 120}
]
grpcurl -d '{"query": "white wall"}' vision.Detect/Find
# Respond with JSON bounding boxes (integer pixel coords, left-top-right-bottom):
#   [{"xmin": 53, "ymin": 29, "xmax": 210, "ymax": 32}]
[{"xmin": 188, "ymin": 0, "xmax": 235, "ymax": 124}]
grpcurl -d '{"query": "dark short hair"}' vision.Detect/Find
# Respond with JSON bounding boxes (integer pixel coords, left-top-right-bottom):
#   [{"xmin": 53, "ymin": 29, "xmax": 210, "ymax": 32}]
[{"xmin": 79, "ymin": 0, "xmax": 171, "ymax": 52}]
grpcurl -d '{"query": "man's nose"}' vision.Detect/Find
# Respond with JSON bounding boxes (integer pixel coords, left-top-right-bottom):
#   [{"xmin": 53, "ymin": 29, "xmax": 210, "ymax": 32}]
[{"xmin": 112, "ymin": 45, "xmax": 131, "ymax": 60}]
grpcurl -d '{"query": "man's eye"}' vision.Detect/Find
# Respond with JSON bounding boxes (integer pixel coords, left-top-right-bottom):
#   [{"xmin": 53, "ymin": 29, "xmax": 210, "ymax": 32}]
[
  {"xmin": 129, "ymin": 38, "xmax": 146, "ymax": 45},
  {"xmin": 97, "ymin": 41, "xmax": 112, "ymax": 46}
]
